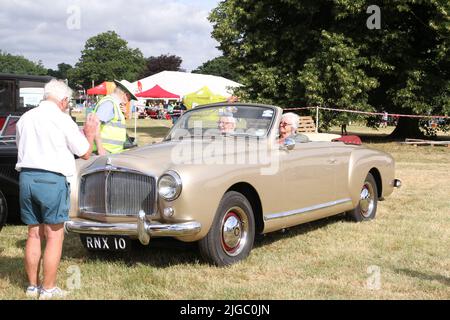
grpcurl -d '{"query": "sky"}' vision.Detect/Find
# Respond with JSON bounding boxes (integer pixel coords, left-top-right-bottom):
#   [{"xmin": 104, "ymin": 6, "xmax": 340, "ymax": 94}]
[{"xmin": 0, "ymin": 0, "xmax": 222, "ymax": 72}]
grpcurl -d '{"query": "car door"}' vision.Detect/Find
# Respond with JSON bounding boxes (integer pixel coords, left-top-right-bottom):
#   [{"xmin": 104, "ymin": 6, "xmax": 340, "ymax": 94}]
[
  {"xmin": 331, "ymin": 143, "xmax": 353, "ymax": 201},
  {"xmin": 280, "ymin": 141, "xmax": 336, "ymax": 212}
]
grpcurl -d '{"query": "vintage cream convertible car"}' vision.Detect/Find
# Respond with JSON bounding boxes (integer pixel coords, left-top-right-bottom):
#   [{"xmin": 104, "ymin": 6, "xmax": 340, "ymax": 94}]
[{"xmin": 65, "ymin": 103, "xmax": 401, "ymax": 266}]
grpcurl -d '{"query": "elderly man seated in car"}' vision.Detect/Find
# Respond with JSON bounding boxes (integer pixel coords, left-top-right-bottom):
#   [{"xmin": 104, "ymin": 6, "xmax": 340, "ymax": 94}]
[
  {"xmin": 278, "ymin": 112, "xmax": 309, "ymax": 145},
  {"xmin": 218, "ymin": 112, "xmax": 236, "ymax": 134}
]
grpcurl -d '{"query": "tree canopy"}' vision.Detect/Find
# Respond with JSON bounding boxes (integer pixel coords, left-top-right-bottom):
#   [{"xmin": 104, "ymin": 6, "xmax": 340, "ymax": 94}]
[
  {"xmin": 0, "ymin": 51, "xmax": 48, "ymax": 75},
  {"xmin": 192, "ymin": 56, "xmax": 240, "ymax": 82},
  {"xmin": 47, "ymin": 63, "xmax": 73, "ymax": 81},
  {"xmin": 139, "ymin": 54, "xmax": 183, "ymax": 78},
  {"xmin": 209, "ymin": 0, "xmax": 450, "ymax": 136},
  {"xmin": 69, "ymin": 31, "xmax": 145, "ymax": 88}
]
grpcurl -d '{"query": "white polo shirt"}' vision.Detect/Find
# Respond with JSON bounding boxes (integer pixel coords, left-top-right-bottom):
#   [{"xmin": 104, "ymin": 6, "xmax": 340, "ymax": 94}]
[{"xmin": 15, "ymin": 100, "xmax": 90, "ymax": 179}]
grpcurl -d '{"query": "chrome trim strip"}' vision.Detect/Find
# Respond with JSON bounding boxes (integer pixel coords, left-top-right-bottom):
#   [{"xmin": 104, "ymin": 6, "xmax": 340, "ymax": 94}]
[
  {"xmin": 105, "ymin": 170, "xmax": 111, "ymax": 214},
  {"xmin": 264, "ymin": 198, "xmax": 353, "ymax": 221},
  {"xmin": 81, "ymin": 166, "xmax": 154, "ymax": 178}
]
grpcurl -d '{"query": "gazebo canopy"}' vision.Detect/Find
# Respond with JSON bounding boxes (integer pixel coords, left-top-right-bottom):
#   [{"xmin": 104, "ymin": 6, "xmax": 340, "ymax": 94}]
[
  {"xmin": 136, "ymin": 84, "xmax": 180, "ymax": 99},
  {"xmin": 183, "ymin": 86, "xmax": 226, "ymax": 109}
]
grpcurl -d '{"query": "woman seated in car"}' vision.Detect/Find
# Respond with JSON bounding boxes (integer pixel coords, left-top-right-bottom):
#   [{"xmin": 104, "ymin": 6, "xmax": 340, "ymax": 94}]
[{"xmin": 278, "ymin": 112, "xmax": 309, "ymax": 145}]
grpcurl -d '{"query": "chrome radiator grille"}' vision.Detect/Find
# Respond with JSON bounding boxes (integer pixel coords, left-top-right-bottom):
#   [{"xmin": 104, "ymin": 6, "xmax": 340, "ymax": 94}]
[{"xmin": 79, "ymin": 170, "xmax": 156, "ymax": 216}]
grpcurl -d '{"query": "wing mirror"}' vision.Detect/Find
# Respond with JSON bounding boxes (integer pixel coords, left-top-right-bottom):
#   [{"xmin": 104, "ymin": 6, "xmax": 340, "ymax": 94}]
[{"xmin": 283, "ymin": 137, "xmax": 296, "ymax": 150}]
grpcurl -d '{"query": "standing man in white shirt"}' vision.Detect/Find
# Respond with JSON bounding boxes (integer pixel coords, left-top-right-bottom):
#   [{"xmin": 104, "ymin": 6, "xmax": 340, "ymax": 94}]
[{"xmin": 15, "ymin": 79, "xmax": 99, "ymax": 299}]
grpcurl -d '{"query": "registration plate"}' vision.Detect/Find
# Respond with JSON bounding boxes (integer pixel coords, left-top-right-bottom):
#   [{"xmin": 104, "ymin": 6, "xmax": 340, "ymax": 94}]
[{"xmin": 80, "ymin": 235, "xmax": 130, "ymax": 251}]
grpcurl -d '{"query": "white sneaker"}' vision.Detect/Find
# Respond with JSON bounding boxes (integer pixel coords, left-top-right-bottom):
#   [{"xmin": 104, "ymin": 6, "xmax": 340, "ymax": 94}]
[
  {"xmin": 38, "ymin": 287, "xmax": 68, "ymax": 300},
  {"xmin": 25, "ymin": 285, "xmax": 40, "ymax": 298}
]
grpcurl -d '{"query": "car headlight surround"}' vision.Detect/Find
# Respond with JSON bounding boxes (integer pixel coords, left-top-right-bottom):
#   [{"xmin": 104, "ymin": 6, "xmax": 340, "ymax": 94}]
[{"xmin": 158, "ymin": 170, "xmax": 182, "ymax": 201}]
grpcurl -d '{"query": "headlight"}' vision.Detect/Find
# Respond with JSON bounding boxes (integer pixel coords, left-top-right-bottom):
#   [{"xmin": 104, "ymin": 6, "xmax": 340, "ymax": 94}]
[{"xmin": 158, "ymin": 171, "xmax": 182, "ymax": 201}]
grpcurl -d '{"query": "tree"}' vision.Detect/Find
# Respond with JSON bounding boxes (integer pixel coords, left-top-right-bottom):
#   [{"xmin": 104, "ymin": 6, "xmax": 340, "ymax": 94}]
[
  {"xmin": 209, "ymin": 0, "xmax": 450, "ymax": 138},
  {"xmin": 69, "ymin": 31, "xmax": 145, "ymax": 88},
  {"xmin": 192, "ymin": 56, "xmax": 240, "ymax": 82},
  {"xmin": 139, "ymin": 54, "xmax": 183, "ymax": 78},
  {"xmin": 0, "ymin": 51, "xmax": 48, "ymax": 75},
  {"xmin": 47, "ymin": 63, "xmax": 73, "ymax": 80},
  {"xmin": 298, "ymin": 31, "xmax": 378, "ymax": 130}
]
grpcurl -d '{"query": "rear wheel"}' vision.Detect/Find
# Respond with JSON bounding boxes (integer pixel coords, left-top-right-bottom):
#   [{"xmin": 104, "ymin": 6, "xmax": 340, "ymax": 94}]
[
  {"xmin": 0, "ymin": 190, "xmax": 8, "ymax": 231},
  {"xmin": 199, "ymin": 191, "xmax": 255, "ymax": 266},
  {"xmin": 346, "ymin": 173, "xmax": 378, "ymax": 222}
]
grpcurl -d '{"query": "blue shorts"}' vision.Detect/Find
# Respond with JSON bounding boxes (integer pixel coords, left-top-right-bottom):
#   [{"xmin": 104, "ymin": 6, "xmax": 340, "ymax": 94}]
[{"xmin": 19, "ymin": 168, "xmax": 70, "ymax": 225}]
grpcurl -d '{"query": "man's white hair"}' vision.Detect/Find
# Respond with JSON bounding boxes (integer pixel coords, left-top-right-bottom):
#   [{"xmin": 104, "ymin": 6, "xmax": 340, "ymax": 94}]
[
  {"xmin": 44, "ymin": 79, "xmax": 73, "ymax": 101},
  {"xmin": 282, "ymin": 112, "xmax": 300, "ymax": 131}
]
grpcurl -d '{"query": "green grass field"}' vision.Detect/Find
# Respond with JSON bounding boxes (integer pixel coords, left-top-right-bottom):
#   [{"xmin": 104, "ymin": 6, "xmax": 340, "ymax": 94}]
[{"xmin": 1, "ymin": 118, "xmax": 449, "ymax": 300}]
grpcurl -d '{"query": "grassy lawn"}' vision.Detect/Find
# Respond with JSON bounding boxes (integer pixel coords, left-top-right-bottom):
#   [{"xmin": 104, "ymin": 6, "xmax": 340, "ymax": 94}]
[{"xmin": 1, "ymin": 119, "xmax": 449, "ymax": 300}]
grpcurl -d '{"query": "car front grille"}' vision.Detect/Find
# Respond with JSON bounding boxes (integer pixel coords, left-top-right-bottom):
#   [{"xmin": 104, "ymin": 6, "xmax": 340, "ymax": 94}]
[{"xmin": 79, "ymin": 170, "xmax": 156, "ymax": 216}]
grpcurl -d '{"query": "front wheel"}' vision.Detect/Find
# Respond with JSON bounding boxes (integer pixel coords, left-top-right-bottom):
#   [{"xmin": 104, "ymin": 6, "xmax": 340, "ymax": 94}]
[
  {"xmin": 0, "ymin": 190, "xmax": 8, "ymax": 231},
  {"xmin": 346, "ymin": 173, "xmax": 378, "ymax": 222},
  {"xmin": 199, "ymin": 191, "xmax": 255, "ymax": 266}
]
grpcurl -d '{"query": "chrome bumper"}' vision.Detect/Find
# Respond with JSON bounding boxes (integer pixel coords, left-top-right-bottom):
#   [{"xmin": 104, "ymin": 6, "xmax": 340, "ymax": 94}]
[
  {"xmin": 393, "ymin": 179, "xmax": 402, "ymax": 188},
  {"xmin": 64, "ymin": 211, "xmax": 201, "ymax": 245}
]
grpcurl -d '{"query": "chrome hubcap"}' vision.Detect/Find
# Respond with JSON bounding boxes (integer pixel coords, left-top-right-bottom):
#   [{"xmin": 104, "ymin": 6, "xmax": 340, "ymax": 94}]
[
  {"xmin": 360, "ymin": 182, "xmax": 374, "ymax": 218},
  {"xmin": 221, "ymin": 207, "xmax": 248, "ymax": 256}
]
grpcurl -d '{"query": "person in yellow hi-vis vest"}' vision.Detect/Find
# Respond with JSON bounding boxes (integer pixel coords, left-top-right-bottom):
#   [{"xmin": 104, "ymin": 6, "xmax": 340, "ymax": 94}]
[{"xmin": 92, "ymin": 80, "xmax": 137, "ymax": 155}]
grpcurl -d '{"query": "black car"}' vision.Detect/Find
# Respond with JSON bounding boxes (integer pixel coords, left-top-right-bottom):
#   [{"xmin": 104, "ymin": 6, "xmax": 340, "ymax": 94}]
[
  {"xmin": 0, "ymin": 114, "xmax": 138, "ymax": 230},
  {"xmin": 0, "ymin": 115, "xmax": 20, "ymax": 229}
]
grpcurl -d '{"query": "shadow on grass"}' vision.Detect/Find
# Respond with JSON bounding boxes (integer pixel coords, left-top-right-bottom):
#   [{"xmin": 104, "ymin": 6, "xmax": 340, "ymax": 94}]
[
  {"xmin": 254, "ymin": 214, "xmax": 345, "ymax": 248},
  {"xmin": 395, "ymin": 268, "xmax": 450, "ymax": 287},
  {"xmin": 62, "ymin": 234, "xmax": 202, "ymax": 268},
  {"xmin": 15, "ymin": 238, "xmax": 26, "ymax": 248},
  {"xmin": 0, "ymin": 256, "xmax": 28, "ymax": 291},
  {"xmin": 56, "ymin": 214, "xmax": 346, "ymax": 268}
]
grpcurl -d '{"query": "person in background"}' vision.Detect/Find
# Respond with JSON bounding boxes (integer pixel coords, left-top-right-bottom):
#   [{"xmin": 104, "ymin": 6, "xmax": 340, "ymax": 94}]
[
  {"xmin": 179, "ymin": 102, "xmax": 187, "ymax": 112},
  {"xmin": 341, "ymin": 123, "xmax": 348, "ymax": 135},
  {"xmin": 172, "ymin": 102, "xmax": 187, "ymax": 124},
  {"xmin": 15, "ymin": 79, "xmax": 99, "ymax": 299},
  {"xmin": 92, "ymin": 80, "xmax": 137, "ymax": 155},
  {"xmin": 167, "ymin": 101, "xmax": 174, "ymax": 114},
  {"xmin": 381, "ymin": 111, "xmax": 388, "ymax": 128}
]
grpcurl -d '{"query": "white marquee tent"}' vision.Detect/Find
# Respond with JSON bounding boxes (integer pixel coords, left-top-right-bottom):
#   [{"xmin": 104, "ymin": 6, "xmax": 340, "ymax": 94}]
[{"xmin": 131, "ymin": 71, "xmax": 241, "ymax": 98}]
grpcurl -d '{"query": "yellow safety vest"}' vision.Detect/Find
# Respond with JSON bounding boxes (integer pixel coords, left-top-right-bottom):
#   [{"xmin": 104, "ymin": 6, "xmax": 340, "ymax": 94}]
[{"xmin": 92, "ymin": 96, "xmax": 126, "ymax": 154}]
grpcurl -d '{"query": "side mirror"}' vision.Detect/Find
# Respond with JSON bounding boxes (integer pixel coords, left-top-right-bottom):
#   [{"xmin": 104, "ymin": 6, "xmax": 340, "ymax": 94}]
[{"xmin": 284, "ymin": 137, "xmax": 296, "ymax": 150}]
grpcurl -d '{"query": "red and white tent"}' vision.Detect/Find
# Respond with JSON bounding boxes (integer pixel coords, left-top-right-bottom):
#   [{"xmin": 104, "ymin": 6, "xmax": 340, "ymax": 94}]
[
  {"xmin": 131, "ymin": 71, "xmax": 241, "ymax": 98},
  {"xmin": 135, "ymin": 84, "xmax": 180, "ymax": 99}
]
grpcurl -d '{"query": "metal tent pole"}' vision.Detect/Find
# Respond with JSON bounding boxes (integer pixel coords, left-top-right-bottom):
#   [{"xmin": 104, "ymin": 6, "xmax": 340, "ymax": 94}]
[
  {"xmin": 316, "ymin": 106, "xmax": 319, "ymax": 133},
  {"xmin": 134, "ymin": 102, "xmax": 138, "ymax": 145}
]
